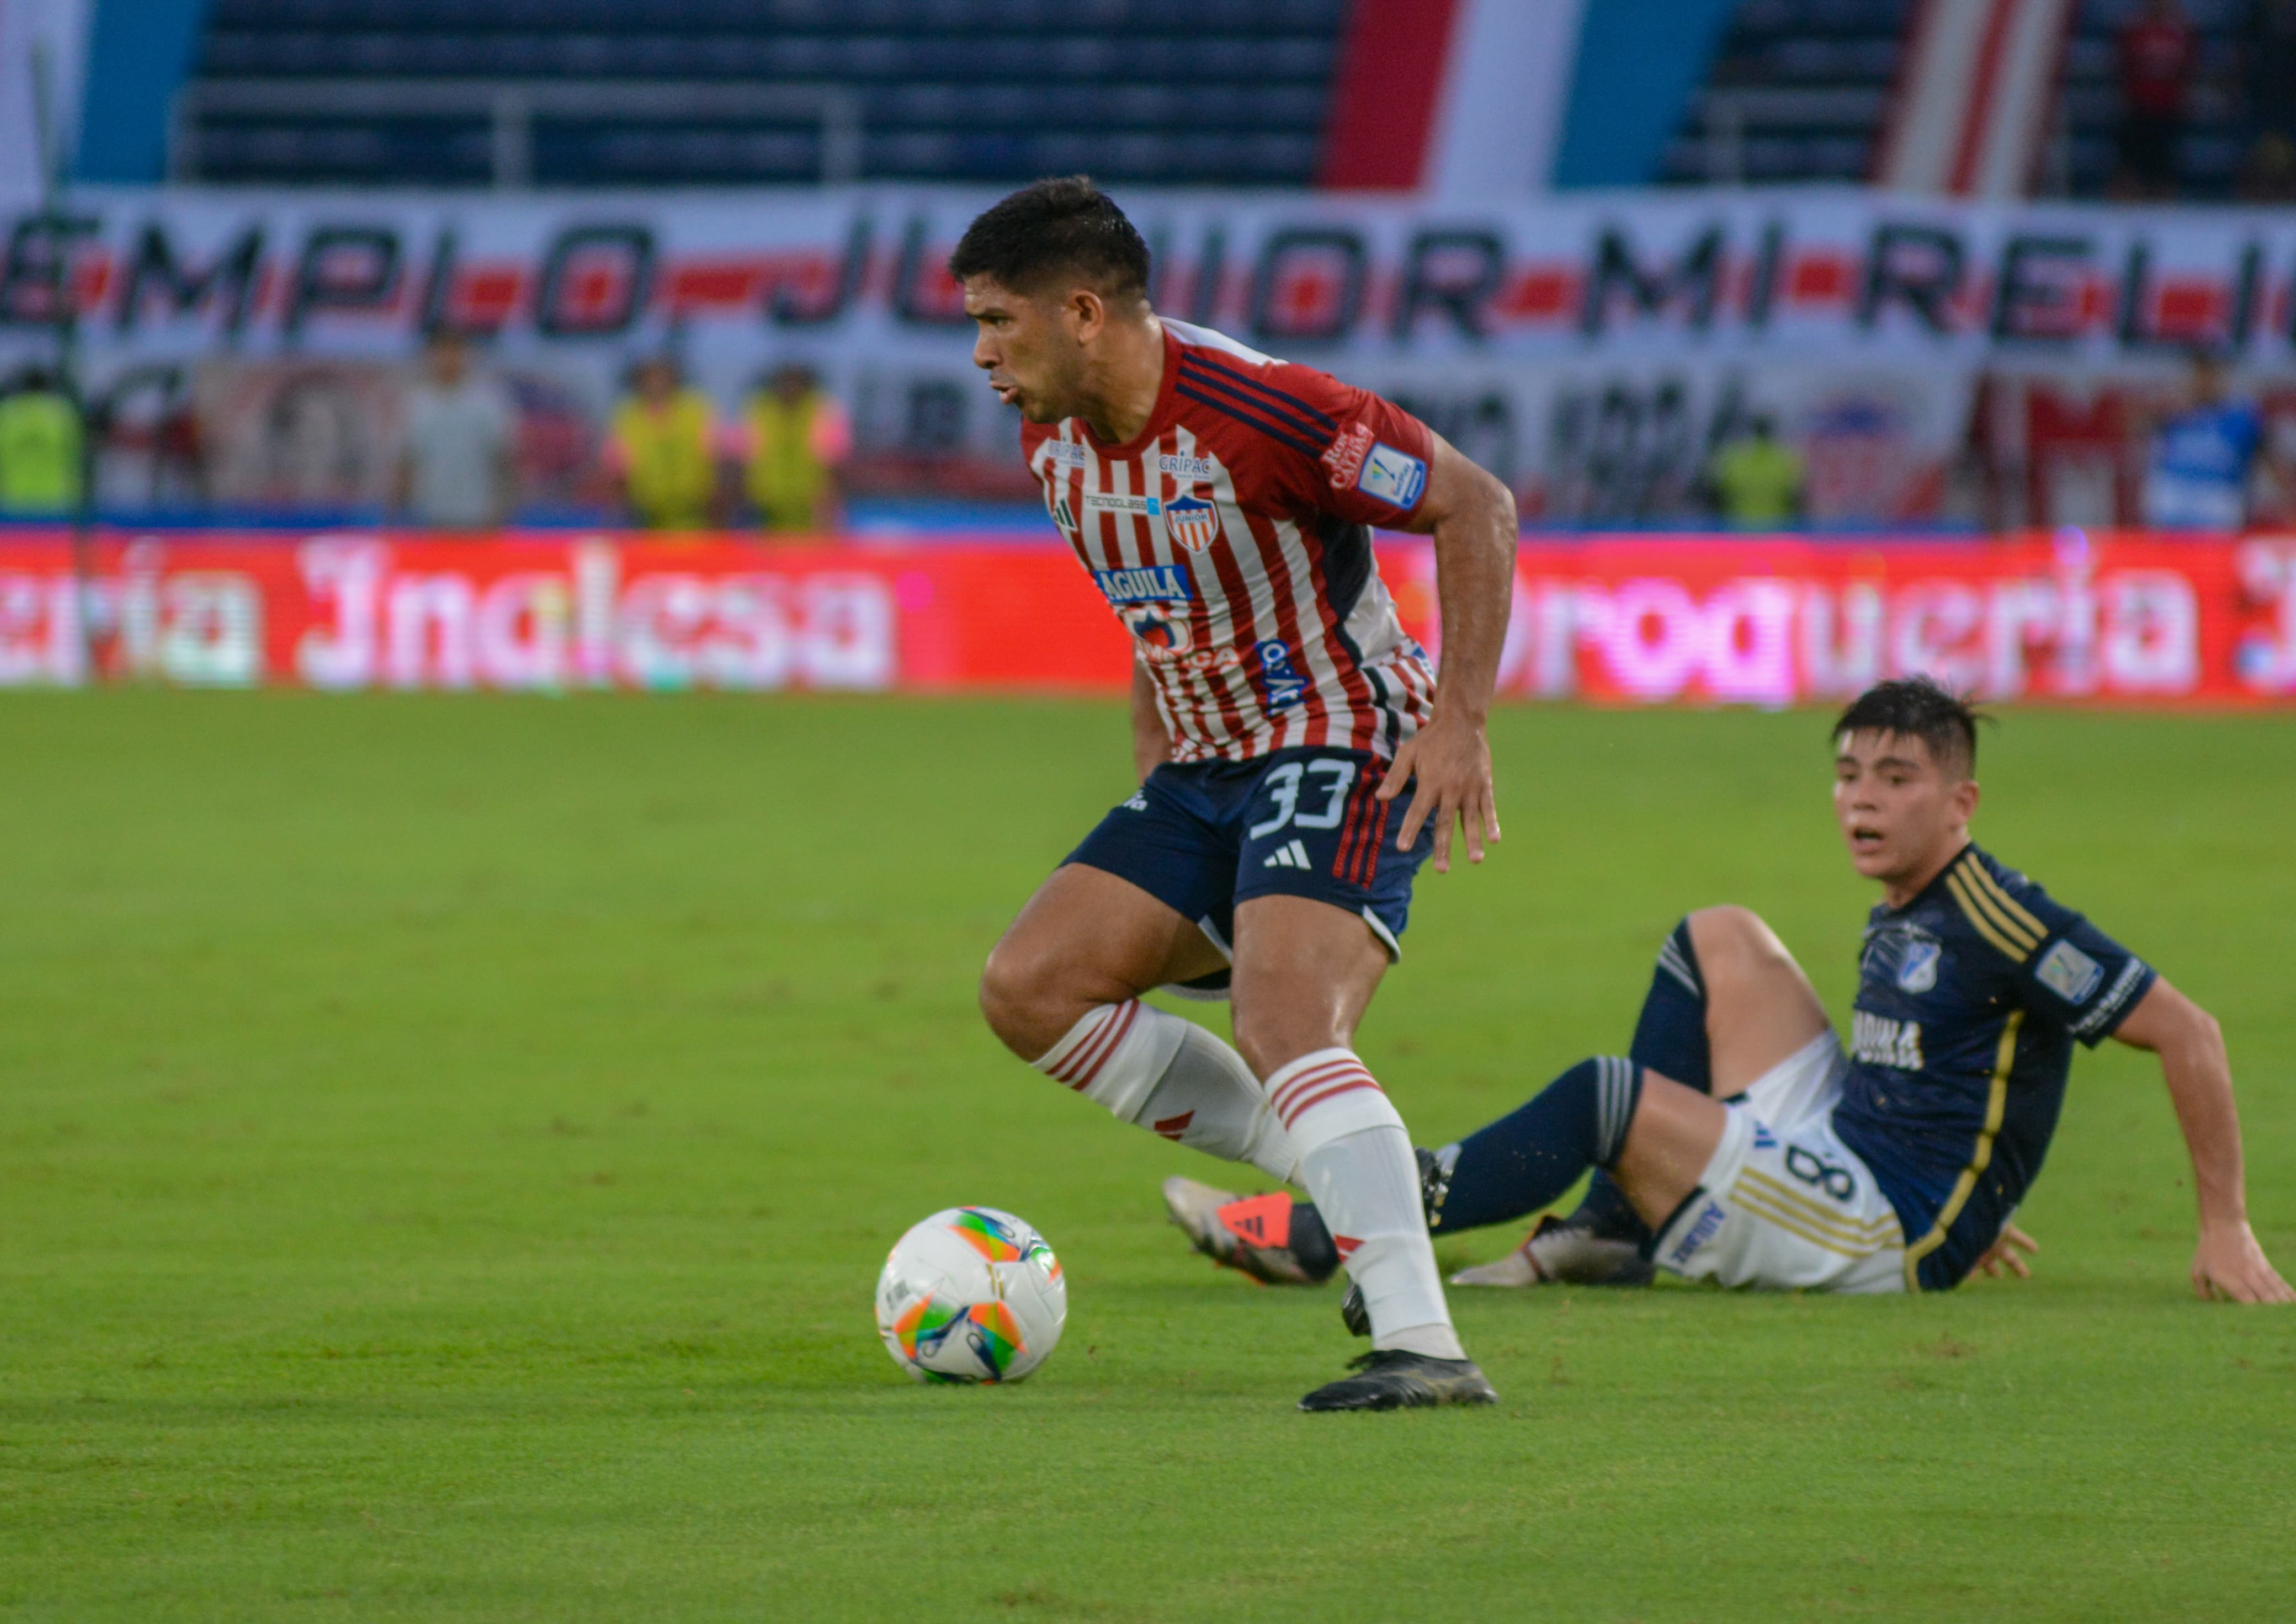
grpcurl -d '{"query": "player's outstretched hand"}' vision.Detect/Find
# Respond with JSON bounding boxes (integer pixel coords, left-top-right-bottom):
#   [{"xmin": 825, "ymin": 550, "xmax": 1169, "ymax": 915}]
[
  {"xmin": 1972, "ymin": 1222, "xmax": 2039, "ymax": 1280},
  {"xmin": 1382, "ymin": 712, "xmax": 1499, "ymax": 874},
  {"xmin": 2191, "ymin": 1220, "xmax": 2296, "ymax": 1303}
]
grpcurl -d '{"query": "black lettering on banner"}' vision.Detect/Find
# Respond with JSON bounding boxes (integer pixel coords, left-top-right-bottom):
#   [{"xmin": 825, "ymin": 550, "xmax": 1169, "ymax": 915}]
[
  {"xmin": 2117, "ymin": 239, "xmax": 2249, "ymax": 353},
  {"xmin": 2228, "ymin": 241, "xmax": 2263, "ymax": 347},
  {"xmin": 905, "ymin": 379, "xmax": 967, "ymax": 452},
  {"xmin": 1859, "ymin": 222, "xmax": 1964, "ymax": 334},
  {"xmin": 117, "ymin": 220, "xmax": 263, "ymax": 334},
  {"xmin": 1577, "ymin": 223, "xmax": 1723, "ymax": 336},
  {"xmin": 418, "ymin": 227, "xmax": 473, "ymax": 337},
  {"xmin": 1746, "ymin": 220, "xmax": 1787, "ymax": 330},
  {"xmin": 1249, "ymin": 227, "xmax": 1366, "ymax": 344},
  {"xmin": 772, "ymin": 215, "xmax": 870, "ymax": 327},
  {"xmin": 535, "ymin": 223, "xmax": 655, "ymax": 337},
  {"xmin": 1990, "ymin": 235, "xmax": 2090, "ymax": 344},
  {"xmin": 1393, "ymin": 228, "xmax": 1505, "ymax": 342},
  {"xmin": 0, "ymin": 211, "xmax": 100, "ymax": 328},
  {"xmin": 286, "ymin": 225, "xmax": 402, "ymax": 337},
  {"xmin": 892, "ymin": 215, "xmax": 967, "ymax": 328}
]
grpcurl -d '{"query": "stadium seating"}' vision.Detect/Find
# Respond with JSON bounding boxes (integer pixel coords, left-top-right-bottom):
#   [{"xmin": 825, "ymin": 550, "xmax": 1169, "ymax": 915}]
[
  {"xmin": 2059, "ymin": 0, "xmax": 2252, "ymax": 198},
  {"xmin": 179, "ymin": 0, "xmax": 1345, "ymax": 187},
  {"xmin": 1661, "ymin": 0, "xmax": 1912, "ymax": 184}
]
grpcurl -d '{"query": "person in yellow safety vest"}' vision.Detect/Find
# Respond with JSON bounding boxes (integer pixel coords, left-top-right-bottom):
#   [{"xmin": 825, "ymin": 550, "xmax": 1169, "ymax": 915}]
[
  {"xmin": 605, "ymin": 356, "xmax": 719, "ymax": 531},
  {"xmin": 1706, "ymin": 412, "xmax": 1807, "ymax": 529},
  {"xmin": 0, "ymin": 366, "xmax": 87, "ymax": 515},
  {"xmin": 736, "ymin": 363, "xmax": 852, "ymax": 535}
]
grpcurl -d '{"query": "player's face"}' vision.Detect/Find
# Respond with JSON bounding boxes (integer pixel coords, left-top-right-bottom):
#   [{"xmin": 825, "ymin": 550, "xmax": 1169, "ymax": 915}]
[
  {"xmin": 1832, "ymin": 729, "xmax": 1977, "ymax": 890},
  {"xmin": 963, "ymin": 276, "xmax": 1085, "ymax": 424}
]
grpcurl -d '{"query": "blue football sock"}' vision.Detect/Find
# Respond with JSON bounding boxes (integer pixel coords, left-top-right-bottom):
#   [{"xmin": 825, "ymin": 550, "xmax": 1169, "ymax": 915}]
[
  {"xmin": 1630, "ymin": 917, "xmax": 1712, "ymax": 1094},
  {"xmin": 1560, "ymin": 918, "xmax": 1714, "ymax": 1245},
  {"xmin": 1426, "ymin": 1057, "xmax": 1641, "ymax": 1234}
]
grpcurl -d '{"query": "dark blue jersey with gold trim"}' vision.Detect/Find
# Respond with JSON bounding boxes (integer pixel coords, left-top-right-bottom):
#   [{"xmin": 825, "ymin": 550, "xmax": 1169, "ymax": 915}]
[{"xmin": 1832, "ymin": 843, "xmax": 2155, "ymax": 1291}]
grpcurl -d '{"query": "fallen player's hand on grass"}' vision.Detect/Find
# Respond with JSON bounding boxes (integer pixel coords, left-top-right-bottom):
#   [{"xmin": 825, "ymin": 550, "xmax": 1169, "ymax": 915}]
[
  {"xmin": 2191, "ymin": 1221, "xmax": 2295, "ymax": 1303},
  {"xmin": 1972, "ymin": 1222, "xmax": 2039, "ymax": 1280},
  {"xmin": 1383, "ymin": 712, "xmax": 1499, "ymax": 874}
]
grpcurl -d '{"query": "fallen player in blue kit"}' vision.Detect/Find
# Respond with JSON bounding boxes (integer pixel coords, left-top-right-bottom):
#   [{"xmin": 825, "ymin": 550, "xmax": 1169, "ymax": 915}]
[{"xmin": 1166, "ymin": 678, "xmax": 2292, "ymax": 1309}]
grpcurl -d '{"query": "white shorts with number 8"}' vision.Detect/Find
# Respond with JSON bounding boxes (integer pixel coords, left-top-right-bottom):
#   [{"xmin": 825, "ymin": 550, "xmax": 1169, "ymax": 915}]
[{"xmin": 1652, "ymin": 1031, "xmax": 1907, "ymax": 1294}]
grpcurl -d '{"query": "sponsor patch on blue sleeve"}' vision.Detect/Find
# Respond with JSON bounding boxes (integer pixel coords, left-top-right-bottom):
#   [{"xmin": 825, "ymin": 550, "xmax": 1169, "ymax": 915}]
[
  {"xmin": 1356, "ymin": 441, "xmax": 1427, "ymax": 508},
  {"xmin": 2035, "ymin": 939, "xmax": 2103, "ymax": 1004}
]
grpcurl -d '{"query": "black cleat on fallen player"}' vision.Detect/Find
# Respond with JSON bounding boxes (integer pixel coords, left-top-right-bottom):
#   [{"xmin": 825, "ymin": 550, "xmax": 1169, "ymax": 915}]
[{"xmin": 1299, "ymin": 1349, "xmax": 1499, "ymax": 1412}]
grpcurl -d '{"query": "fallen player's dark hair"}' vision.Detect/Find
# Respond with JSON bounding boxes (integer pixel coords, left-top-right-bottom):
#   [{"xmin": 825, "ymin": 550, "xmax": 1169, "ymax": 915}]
[
  {"xmin": 1833, "ymin": 677, "xmax": 1986, "ymax": 779},
  {"xmin": 948, "ymin": 176, "xmax": 1151, "ymax": 306}
]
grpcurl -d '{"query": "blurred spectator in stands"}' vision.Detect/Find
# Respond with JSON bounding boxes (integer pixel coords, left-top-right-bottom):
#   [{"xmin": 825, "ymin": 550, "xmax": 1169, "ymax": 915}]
[
  {"xmin": 395, "ymin": 331, "xmax": 515, "ymax": 530},
  {"xmin": 1705, "ymin": 412, "xmax": 1805, "ymax": 529},
  {"xmin": 0, "ymin": 364, "xmax": 85, "ymax": 516},
  {"xmin": 2114, "ymin": 0, "xmax": 2194, "ymax": 199},
  {"xmin": 735, "ymin": 363, "xmax": 851, "ymax": 535},
  {"xmin": 607, "ymin": 356, "xmax": 719, "ymax": 531},
  {"xmin": 2246, "ymin": 0, "xmax": 2296, "ymax": 143},
  {"xmin": 2236, "ymin": 130, "xmax": 2296, "ymax": 200},
  {"xmin": 2143, "ymin": 351, "xmax": 2261, "ymax": 530}
]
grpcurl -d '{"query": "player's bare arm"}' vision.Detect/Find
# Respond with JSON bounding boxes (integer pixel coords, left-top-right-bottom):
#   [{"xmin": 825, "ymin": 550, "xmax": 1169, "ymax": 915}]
[
  {"xmin": 2112, "ymin": 978, "xmax": 2294, "ymax": 1303},
  {"xmin": 1377, "ymin": 436, "xmax": 1516, "ymax": 872}
]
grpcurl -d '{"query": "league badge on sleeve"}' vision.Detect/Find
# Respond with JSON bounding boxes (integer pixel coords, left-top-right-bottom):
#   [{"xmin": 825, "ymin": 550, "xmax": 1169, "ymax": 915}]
[
  {"xmin": 2036, "ymin": 939, "xmax": 2103, "ymax": 1004},
  {"xmin": 1356, "ymin": 442, "xmax": 1427, "ymax": 508},
  {"xmin": 1162, "ymin": 492, "xmax": 1222, "ymax": 552}
]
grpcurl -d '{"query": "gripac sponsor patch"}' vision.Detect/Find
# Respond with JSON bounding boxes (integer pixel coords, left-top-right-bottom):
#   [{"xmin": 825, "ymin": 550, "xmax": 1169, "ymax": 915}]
[
  {"xmin": 2035, "ymin": 938, "xmax": 2104, "ymax": 1004},
  {"xmin": 1093, "ymin": 563, "xmax": 1193, "ymax": 604},
  {"xmin": 1157, "ymin": 452, "xmax": 1218, "ymax": 481},
  {"xmin": 1356, "ymin": 441, "xmax": 1427, "ymax": 508}
]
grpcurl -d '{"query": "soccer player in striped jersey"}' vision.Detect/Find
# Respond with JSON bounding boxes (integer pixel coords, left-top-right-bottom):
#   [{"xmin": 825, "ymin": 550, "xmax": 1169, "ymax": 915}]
[
  {"xmin": 958, "ymin": 179, "xmax": 1521, "ymax": 1410},
  {"xmin": 1171, "ymin": 679, "xmax": 2291, "ymax": 1308}
]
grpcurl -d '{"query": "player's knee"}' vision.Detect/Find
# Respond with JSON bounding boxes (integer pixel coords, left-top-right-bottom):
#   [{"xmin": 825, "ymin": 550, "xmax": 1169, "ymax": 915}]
[
  {"xmin": 1229, "ymin": 1004, "xmax": 1337, "ymax": 1083},
  {"xmin": 978, "ymin": 939, "xmax": 1068, "ymax": 1060},
  {"xmin": 1686, "ymin": 906, "xmax": 1790, "ymax": 979}
]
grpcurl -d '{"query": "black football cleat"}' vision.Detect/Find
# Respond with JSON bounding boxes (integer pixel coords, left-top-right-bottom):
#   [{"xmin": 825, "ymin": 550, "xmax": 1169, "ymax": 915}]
[
  {"xmin": 1298, "ymin": 1350, "xmax": 1499, "ymax": 1412},
  {"xmin": 1340, "ymin": 1280, "xmax": 1370, "ymax": 1337}
]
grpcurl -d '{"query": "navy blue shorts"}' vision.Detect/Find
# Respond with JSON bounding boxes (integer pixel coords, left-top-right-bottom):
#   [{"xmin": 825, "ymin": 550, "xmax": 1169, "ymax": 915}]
[{"xmin": 1065, "ymin": 746, "xmax": 1429, "ymax": 967}]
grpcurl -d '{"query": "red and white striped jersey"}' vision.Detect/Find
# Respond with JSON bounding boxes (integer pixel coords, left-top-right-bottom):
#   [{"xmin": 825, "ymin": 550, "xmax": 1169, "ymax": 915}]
[{"xmin": 1021, "ymin": 320, "xmax": 1439, "ymax": 764}]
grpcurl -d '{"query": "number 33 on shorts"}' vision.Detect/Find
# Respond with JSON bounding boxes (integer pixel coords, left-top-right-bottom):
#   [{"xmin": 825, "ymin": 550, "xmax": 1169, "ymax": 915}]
[{"xmin": 1248, "ymin": 759, "xmax": 1357, "ymax": 838}]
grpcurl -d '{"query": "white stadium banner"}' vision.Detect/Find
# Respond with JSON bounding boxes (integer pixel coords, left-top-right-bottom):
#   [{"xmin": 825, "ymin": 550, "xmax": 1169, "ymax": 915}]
[{"xmin": 4, "ymin": 185, "xmax": 2291, "ymax": 520}]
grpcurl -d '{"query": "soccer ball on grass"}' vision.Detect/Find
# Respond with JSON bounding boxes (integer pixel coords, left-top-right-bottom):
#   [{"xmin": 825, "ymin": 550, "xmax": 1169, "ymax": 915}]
[{"xmin": 874, "ymin": 1207, "xmax": 1067, "ymax": 1384}]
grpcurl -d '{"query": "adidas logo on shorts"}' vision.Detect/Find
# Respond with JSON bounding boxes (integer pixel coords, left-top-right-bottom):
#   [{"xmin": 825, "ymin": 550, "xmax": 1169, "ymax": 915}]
[{"xmin": 1262, "ymin": 839, "xmax": 1312, "ymax": 870}]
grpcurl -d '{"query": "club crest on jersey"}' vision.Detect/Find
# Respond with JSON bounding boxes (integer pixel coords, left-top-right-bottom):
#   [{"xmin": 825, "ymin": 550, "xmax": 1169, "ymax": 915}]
[
  {"xmin": 1896, "ymin": 938, "xmax": 1941, "ymax": 993},
  {"xmin": 1094, "ymin": 564, "xmax": 1193, "ymax": 605},
  {"xmin": 1256, "ymin": 640, "xmax": 1307, "ymax": 709},
  {"xmin": 1163, "ymin": 493, "xmax": 1222, "ymax": 552},
  {"xmin": 1123, "ymin": 603, "xmax": 1193, "ymax": 653}
]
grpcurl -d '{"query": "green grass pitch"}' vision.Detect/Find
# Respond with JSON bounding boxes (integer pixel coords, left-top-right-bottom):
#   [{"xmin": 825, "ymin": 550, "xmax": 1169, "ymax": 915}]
[{"xmin": 2, "ymin": 692, "xmax": 2291, "ymax": 1622}]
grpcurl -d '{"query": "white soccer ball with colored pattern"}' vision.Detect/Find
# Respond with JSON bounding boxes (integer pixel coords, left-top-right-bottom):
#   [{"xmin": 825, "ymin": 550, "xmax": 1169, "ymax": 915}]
[{"xmin": 874, "ymin": 1207, "xmax": 1067, "ymax": 1384}]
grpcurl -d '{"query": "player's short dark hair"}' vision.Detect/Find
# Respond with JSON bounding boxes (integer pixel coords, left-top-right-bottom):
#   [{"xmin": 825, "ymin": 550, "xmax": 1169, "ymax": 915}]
[
  {"xmin": 947, "ymin": 176, "xmax": 1151, "ymax": 306},
  {"xmin": 1832, "ymin": 677, "xmax": 1986, "ymax": 779}
]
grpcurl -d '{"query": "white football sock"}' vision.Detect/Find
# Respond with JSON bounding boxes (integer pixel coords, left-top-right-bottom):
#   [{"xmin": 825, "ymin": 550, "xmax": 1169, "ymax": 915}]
[
  {"xmin": 1268, "ymin": 1048, "xmax": 1465, "ymax": 1361},
  {"xmin": 1035, "ymin": 1002, "xmax": 1300, "ymax": 1183}
]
